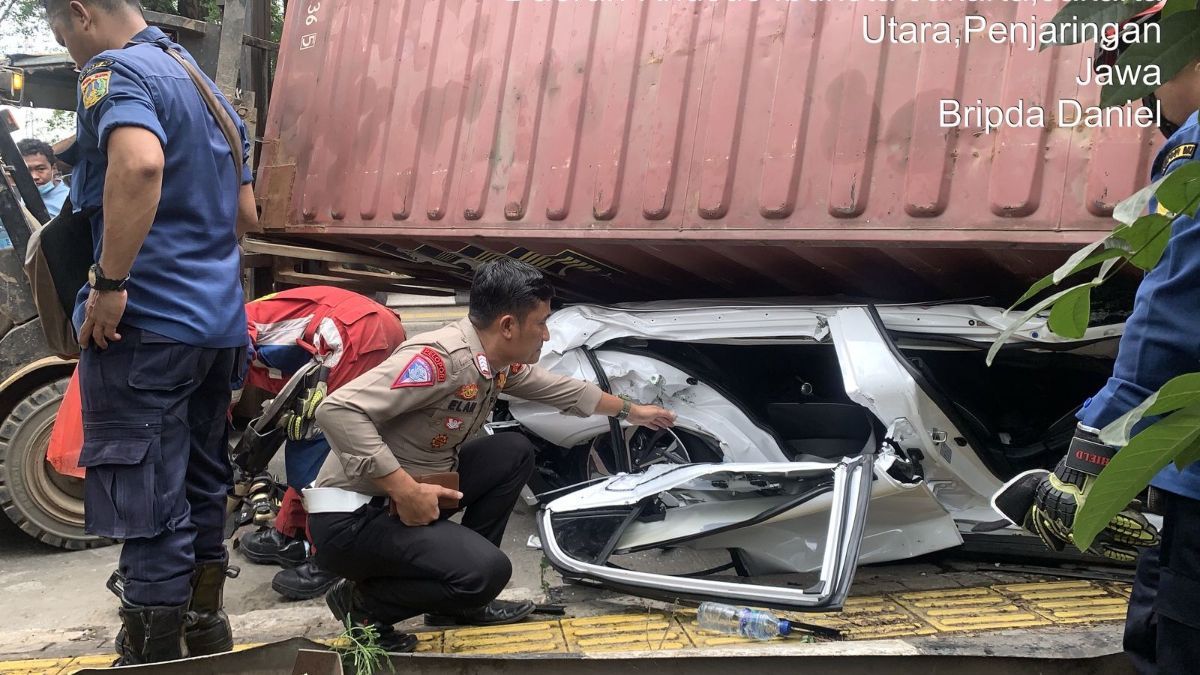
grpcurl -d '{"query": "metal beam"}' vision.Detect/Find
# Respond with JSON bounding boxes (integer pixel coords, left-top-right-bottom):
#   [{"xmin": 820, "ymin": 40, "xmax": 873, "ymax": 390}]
[
  {"xmin": 242, "ymin": 237, "xmax": 417, "ymax": 268},
  {"xmin": 273, "ymin": 270, "xmax": 456, "ymax": 297},
  {"xmin": 214, "ymin": 0, "xmax": 250, "ymax": 97}
]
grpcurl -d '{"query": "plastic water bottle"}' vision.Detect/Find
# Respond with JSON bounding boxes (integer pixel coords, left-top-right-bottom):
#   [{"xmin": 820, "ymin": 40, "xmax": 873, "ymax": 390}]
[{"xmin": 696, "ymin": 602, "xmax": 792, "ymax": 641}]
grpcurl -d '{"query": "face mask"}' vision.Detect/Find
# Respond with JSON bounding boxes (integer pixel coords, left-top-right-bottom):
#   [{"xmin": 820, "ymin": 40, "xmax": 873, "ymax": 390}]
[{"xmin": 37, "ymin": 180, "xmax": 56, "ymax": 196}]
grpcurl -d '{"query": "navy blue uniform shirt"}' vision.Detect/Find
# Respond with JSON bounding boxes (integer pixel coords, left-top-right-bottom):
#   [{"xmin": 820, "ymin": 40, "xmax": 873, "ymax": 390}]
[
  {"xmin": 70, "ymin": 26, "xmax": 250, "ymax": 348},
  {"xmin": 1079, "ymin": 110, "xmax": 1200, "ymax": 500}
]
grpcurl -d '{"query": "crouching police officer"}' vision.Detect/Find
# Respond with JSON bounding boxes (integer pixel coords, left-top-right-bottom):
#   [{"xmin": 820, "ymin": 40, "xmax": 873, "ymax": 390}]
[
  {"xmin": 305, "ymin": 259, "xmax": 677, "ymax": 653},
  {"xmin": 42, "ymin": 0, "xmax": 255, "ymax": 665}
]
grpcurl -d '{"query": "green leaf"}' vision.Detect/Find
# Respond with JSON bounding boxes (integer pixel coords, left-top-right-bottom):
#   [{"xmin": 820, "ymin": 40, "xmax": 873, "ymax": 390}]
[
  {"xmin": 1156, "ymin": 161, "xmax": 1200, "ymax": 217},
  {"xmin": 1055, "ymin": 239, "xmax": 1106, "ymax": 284},
  {"xmin": 1163, "ymin": 0, "xmax": 1199, "ymax": 19},
  {"xmin": 1100, "ymin": 11, "xmax": 1200, "ymax": 107},
  {"xmin": 1100, "ymin": 372, "xmax": 1200, "ymax": 445},
  {"xmin": 1113, "ymin": 174, "xmax": 1169, "ymax": 225},
  {"xmin": 1174, "ymin": 439, "xmax": 1200, "ymax": 470},
  {"xmin": 1042, "ymin": 0, "xmax": 1161, "ymax": 50},
  {"xmin": 987, "ymin": 281, "xmax": 1100, "ymax": 366},
  {"xmin": 1112, "ymin": 213, "xmax": 1172, "ymax": 269},
  {"xmin": 1010, "ymin": 248, "xmax": 1125, "ymax": 310},
  {"xmin": 1047, "ymin": 285, "xmax": 1093, "ymax": 338},
  {"xmin": 1075, "ymin": 402, "xmax": 1200, "ymax": 550}
]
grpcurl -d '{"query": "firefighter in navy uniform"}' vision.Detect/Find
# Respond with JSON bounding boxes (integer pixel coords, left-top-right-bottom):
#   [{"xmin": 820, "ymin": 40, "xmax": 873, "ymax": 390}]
[
  {"xmin": 994, "ymin": 5, "xmax": 1200, "ymax": 672},
  {"xmin": 42, "ymin": 0, "xmax": 256, "ymax": 665},
  {"xmin": 305, "ymin": 259, "xmax": 677, "ymax": 653}
]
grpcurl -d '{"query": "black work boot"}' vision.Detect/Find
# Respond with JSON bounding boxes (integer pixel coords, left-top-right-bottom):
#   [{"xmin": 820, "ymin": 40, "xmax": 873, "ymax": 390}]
[
  {"xmin": 325, "ymin": 579, "xmax": 418, "ymax": 654},
  {"xmin": 113, "ymin": 604, "xmax": 188, "ymax": 665},
  {"xmin": 424, "ymin": 599, "xmax": 535, "ymax": 627},
  {"xmin": 272, "ymin": 558, "xmax": 340, "ymax": 600},
  {"xmin": 238, "ymin": 526, "xmax": 307, "ymax": 567},
  {"xmin": 185, "ymin": 559, "xmax": 238, "ymax": 656}
]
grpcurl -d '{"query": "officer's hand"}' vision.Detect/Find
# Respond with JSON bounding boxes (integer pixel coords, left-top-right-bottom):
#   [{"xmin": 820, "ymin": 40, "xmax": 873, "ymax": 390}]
[
  {"xmin": 79, "ymin": 289, "xmax": 127, "ymax": 350},
  {"xmin": 390, "ymin": 483, "xmax": 463, "ymax": 527},
  {"xmin": 992, "ymin": 425, "xmax": 1159, "ymax": 562},
  {"xmin": 1031, "ymin": 456, "xmax": 1158, "ymax": 563},
  {"xmin": 627, "ymin": 404, "xmax": 677, "ymax": 431}
]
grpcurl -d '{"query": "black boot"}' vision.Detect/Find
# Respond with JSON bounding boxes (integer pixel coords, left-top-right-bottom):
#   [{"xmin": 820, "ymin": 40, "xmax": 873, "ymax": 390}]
[
  {"xmin": 185, "ymin": 559, "xmax": 238, "ymax": 656},
  {"xmin": 238, "ymin": 526, "xmax": 307, "ymax": 567},
  {"xmin": 114, "ymin": 604, "xmax": 188, "ymax": 665},
  {"xmin": 272, "ymin": 558, "xmax": 340, "ymax": 600},
  {"xmin": 424, "ymin": 599, "xmax": 535, "ymax": 627},
  {"xmin": 325, "ymin": 579, "xmax": 418, "ymax": 654}
]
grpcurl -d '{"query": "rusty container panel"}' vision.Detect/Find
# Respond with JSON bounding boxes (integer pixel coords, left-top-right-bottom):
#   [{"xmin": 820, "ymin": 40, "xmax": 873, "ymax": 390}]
[{"xmin": 256, "ymin": 0, "xmax": 1160, "ymax": 302}]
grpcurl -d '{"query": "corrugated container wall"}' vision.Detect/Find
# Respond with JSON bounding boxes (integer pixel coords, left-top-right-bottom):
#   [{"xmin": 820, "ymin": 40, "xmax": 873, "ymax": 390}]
[{"xmin": 256, "ymin": 0, "xmax": 1159, "ymax": 302}]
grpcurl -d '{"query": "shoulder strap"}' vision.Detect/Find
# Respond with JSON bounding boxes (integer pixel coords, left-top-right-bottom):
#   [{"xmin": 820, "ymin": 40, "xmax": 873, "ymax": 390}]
[{"xmin": 159, "ymin": 46, "xmax": 245, "ymax": 185}]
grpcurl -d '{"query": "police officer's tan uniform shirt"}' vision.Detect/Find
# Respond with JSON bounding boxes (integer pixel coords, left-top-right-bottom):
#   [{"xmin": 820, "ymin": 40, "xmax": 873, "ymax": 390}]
[{"xmin": 312, "ymin": 317, "xmax": 604, "ymax": 495}]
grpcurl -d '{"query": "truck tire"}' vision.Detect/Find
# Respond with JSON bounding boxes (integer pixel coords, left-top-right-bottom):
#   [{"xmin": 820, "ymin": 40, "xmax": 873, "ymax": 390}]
[{"xmin": 0, "ymin": 379, "xmax": 110, "ymax": 550}]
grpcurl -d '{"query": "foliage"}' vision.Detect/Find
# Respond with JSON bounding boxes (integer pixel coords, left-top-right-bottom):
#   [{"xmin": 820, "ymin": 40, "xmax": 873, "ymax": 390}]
[
  {"xmin": 335, "ymin": 619, "xmax": 395, "ymax": 675},
  {"xmin": 1004, "ymin": 0, "xmax": 1200, "ymax": 550}
]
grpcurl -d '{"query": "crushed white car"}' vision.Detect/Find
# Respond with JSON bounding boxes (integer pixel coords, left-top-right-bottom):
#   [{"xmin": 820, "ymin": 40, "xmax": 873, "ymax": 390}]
[{"xmin": 498, "ymin": 301, "xmax": 1124, "ymax": 611}]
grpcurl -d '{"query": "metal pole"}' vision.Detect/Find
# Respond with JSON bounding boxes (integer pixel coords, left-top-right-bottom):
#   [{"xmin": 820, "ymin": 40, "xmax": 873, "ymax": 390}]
[
  {"xmin": 214, "ymin": 0, "xmax": 250, "ymax": 98},
  {"xmin": 0, "ymin": 127, "xmax": 50, "ymax": 227}
]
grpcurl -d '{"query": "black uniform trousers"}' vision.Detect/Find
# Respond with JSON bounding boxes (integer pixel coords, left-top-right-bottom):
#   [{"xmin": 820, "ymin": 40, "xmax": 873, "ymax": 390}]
[
  {"xmin": 310, "ymin": 432, "xmax": 535, "ymax": 624},
  {"xmin": 78, "ymin": 326, "xmax": 239, "ymax": 607},
  {"xmin": 1125, "ymin": 491, "xmax": 1200, "ymax": 674}
]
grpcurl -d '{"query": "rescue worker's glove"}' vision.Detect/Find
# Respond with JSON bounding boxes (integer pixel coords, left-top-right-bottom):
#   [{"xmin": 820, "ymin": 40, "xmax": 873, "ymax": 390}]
[
  {"xmin": 992, "ymin": 424, "xmax": 1159, "ymax": 563},
  {"xmin": 283, "ymin": 365, "xmax": 329, "ymax": 441}
]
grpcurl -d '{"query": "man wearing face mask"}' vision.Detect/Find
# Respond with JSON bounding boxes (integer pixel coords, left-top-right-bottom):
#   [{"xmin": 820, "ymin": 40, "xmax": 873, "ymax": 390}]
[
  {"xmin": 304, "ymin": 258, "xmax": 678, "ymax": 653},
  {"xmin": 18, "ymin": 138, "xmax": 70, "ymax": 218}
]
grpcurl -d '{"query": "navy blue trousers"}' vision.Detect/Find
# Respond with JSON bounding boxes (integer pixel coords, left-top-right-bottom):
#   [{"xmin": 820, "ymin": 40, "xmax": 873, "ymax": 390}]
[
  {"xmin": 1125, "ymin": 491, "xmax": 1200, "ymax": 674},
  {"xmin": 78, "ymin": 326, "xmax": 239, "ymax": 607}
]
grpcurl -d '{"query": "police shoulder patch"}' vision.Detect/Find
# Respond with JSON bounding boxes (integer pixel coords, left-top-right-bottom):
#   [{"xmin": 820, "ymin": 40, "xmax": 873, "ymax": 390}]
[
  {"xmin": 80, "ymin": 70, "xmax": 111, "ymax": 109},
  {"xmin": 82, "ymin": 58, "xmax": 114, "ymax": 75},
  {"xmin": 420, "ymin": 347, "xmax": 447, "ymax": 383},
  {"xmin": 1161, "ymin": 142, "xmax": 1200, "ymax": 174},
  {"xmin": 391, "ymin": 354, "xmax": 436, "ymax": 388},
  {"xmin": 1164, "ymin": 143, "xmax": 1196, "ymax": 169}
]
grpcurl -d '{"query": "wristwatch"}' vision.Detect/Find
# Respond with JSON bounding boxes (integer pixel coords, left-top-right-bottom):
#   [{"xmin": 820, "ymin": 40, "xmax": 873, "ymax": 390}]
[
  {"xmin": 88, "ymin": 263, "xmax": 128, "ymax": 292},
  {"xmin": 616, "ymin": 398, "xmax": 633, "ymax": 421}
]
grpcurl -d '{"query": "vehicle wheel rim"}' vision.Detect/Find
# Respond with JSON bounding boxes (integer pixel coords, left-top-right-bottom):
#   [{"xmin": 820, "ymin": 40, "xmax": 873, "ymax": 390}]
[
  {"xmin": 586, "ymin": 429, "xmax": 693, "ymax": 480},
  {"xmin": 22, "ymin": 415, "xmax": 86, "ymax": 527}
]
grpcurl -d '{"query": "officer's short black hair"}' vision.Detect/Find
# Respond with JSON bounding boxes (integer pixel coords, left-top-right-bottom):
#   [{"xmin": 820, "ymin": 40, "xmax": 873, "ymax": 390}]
[
  {"xmin": 469, "ymin": 258, "xmax": 555, "ymax": 328},
  {"xmin": 17, "ymin": 138, "xmax": 55, "ymax": 165},
  {"xmin": 41, "ymin": 0, "xmax": 141, "ymax": 14}
]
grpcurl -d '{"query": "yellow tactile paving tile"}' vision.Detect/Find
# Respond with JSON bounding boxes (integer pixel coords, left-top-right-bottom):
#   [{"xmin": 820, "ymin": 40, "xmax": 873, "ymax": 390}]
[
  {"xmin": 561, "ymin": 613, "xmax": 690, "ymax": 653},
  {"xmin": 892, "ymin": 586, "xmax": 1053, "ymax": 632},
  {"xmin": 62, "ymin": 655, "xmax": 117, "ymax": 673},
  {"xmin": 442, "ymin": 619, "xmax": 567, "ymax": 655},
  {"xmin": 993, "ymin": 581, "xmax": 1130, "ymax": 624},
  {"xmin": 0, "ymin": 580, "xmax": 1138, "ymax": 670},
  {"xmin": 792, "ymin": 596, "xmax": 939, "ymax": 640},
  {"xmin": 1106, "ymin": 581, "xmax": 1135, "ymax": 599},
  {"xmin": 412, "ymin": 629, "xmax": 444, "ymax": 654},
  {"xmin": 0, "ymin": 657, "xmax": 72, "ymax": 675}
]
